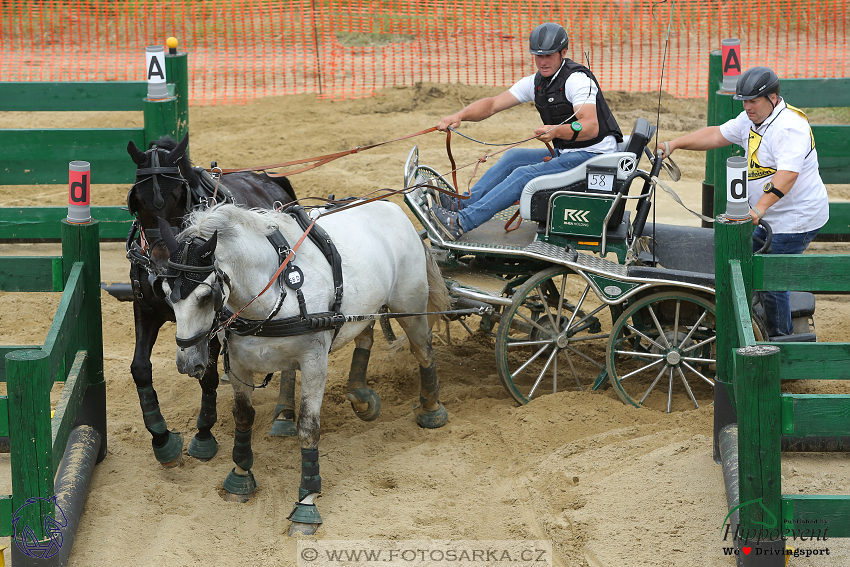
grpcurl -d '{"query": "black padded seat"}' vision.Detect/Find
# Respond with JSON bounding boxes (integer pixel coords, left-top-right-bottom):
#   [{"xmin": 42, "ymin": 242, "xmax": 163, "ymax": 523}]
[
  {"xmin": 627, "ymin": 265, "xmax": 715, "ymax": 289},
  {"xmin": 638, "ymin": 223, "xmax": 715, "ymax": 273},
  {"xmin": 767, "ymin": 333, "xmax": 817, "ymax": 343},
  {"xmin": 753, "ymin": 291, "xmax": 816, "ymax": 320}
]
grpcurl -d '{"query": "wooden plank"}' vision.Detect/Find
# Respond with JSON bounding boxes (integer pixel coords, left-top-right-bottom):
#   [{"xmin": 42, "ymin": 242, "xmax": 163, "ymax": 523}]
[
  {"xmin": 811, "ymin": 125, "xmax": 850, "ymax": 185},
  {"xmin": 0, "ymin": 495, "xmax": 11, "ymax": 537},
  {"xmin": 51, "ymin": 351, "xmax": 88, "ymax": 474},
  {"xmin": 730, "ymin": 261, "xmax": 756, "ymax": 347},
  {"xmin": 0, "ymin": 206, "xmax": 133, "ymax": 241},
  {"xmin": 0, "ymin": 396, "xmax": 8, "ymax": 437},
  {"xmin": 781, "ymin": 394, "xmax": 850, "ymax": 437},
  {"xmin": 0, "ymin": 256, "xmax": 62, "ymax": 291},
  {"xmin": 42, "ymin": 263, "xmax": 84, "ymax": 384},
  {"xmin": 0, "ymin": 127, "xmax": 145, "ymax": 185},
  {"xmin": 774, "ymin": 343, "xmax": 850, "ymax": 381},
  {"xmin": 0, "ymin": 82, "xmax": 147, "ymax": 112},
  {"xmin": 783, "ymin": 495, "xmax": 850, "ymax": 538},
  {"xmin": 754, "ymin": 254, "xmax": 850, "ymax": 292},
  {"xmin": 0, "ymin": 346, "xmax": 40, "ymax": 383},
  {"xmin": 782, "ymin": 78, "xmax": 850, "ymax": 109}
]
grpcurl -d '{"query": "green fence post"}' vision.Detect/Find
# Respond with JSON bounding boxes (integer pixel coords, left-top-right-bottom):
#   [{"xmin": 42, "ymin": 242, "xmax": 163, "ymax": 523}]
[
  {"xmin": 713, "ymin": 213, "xmax": 753, "ymax": 461},
  {"xmin": 734, "ymin": 344, "xmax": 784, "ymax": 565},
  {"xmin": 166, "ymin": 47, "xmax": 189, "ymax": 145},
  {"xmin": 143, "ymin": 95, "xmax": 180, "ymax": 148},
  {"xmin": 6, "ymin": 349, "xmax": 53, "ymax": 541},
  {"xmin": 61, "ymin": 220, "xmax": 107, "ymax": 462},
  {"xmin": 702, "ymin": 49, "xmax": 722, "ymax": 228}
]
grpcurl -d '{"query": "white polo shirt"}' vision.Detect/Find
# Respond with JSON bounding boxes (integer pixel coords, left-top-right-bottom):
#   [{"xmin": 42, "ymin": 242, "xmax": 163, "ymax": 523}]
[
  {"xmin": 719, "ymin": 99, "xmax": 829, "ymax": 234},
  {"xmin": 509, "ymin": 65, "xmax": 618, "ymax": 155}
]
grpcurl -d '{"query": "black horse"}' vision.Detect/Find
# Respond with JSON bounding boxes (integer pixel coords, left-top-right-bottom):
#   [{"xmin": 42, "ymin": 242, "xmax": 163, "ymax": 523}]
[{"xmin": 125, "ymin": 133, "xmax": 298, "ymax": 467}]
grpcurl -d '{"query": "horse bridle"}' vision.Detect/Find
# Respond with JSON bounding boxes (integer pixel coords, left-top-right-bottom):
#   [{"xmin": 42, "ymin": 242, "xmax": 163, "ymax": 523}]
[
  {"xmin": 129, "ymin": 144, "xmax": 189, "ymax": 212},
  {"xmin": 163, "ymin": 236, "xmax": 231, "ymax": 348}
]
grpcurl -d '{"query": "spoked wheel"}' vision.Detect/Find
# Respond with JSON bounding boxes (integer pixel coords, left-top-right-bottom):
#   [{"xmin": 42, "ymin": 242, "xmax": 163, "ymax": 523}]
[
  {"xmin": 607, "ymin": 291, "xmax": 717, "ymax": 412},
  {"xmin": 495, "ymin": 267, "xmax": 614, "ymax": 405}
]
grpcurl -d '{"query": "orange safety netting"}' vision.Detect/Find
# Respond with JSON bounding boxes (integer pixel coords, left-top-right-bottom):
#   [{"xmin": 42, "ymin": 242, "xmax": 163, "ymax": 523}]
[{"xmin": 0, "ymin": 0, "xmax": 847, "ymax": 105}]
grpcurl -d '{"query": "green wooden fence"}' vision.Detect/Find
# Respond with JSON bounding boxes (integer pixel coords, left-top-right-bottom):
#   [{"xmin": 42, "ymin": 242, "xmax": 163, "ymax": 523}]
[
  {"xmin": 705, "ymin": 51, "xmax": 850, "ymax": 238},
  {"xmin": 0, "ymin": 219, "xmax": 106, "ymax": 566},
  {"xmin": 715, "ymin": 216, "xmax": 850, "ymax": 563},
  {"xmin": 0, "ymin": 48, "xmax": 189, "ymax": 241}
]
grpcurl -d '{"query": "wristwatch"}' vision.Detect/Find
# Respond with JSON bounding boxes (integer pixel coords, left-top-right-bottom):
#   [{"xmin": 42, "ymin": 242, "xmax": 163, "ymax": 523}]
[
  {"xmin": 763, "ymin": 181, "xmax": 785, "ymax": 199},
  {"xmin": 569, "ymin": 121, "xmax": 582, "ymax": 141}
]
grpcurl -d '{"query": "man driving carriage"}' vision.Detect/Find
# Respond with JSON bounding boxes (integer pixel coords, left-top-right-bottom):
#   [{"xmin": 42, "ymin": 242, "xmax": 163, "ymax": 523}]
[
  {"xmin": 657, "ymin": 66, "xmax": 829, "ymax": 337},
  {"xmin": 429, "ymin": 22, "xmax": 623, "ymax": 240}
]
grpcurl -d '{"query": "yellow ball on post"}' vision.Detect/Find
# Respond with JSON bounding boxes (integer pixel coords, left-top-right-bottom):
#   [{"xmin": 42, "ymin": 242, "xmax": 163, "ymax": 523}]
[{"xmin": 166, "ymin": 37, "xmax": 179, "ymax": 49}]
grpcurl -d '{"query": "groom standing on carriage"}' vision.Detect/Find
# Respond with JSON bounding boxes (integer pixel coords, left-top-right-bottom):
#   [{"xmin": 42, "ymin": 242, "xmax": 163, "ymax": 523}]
[{"xmin": 429, "ymin": 22, "xmax": 623, "ymax": 240}]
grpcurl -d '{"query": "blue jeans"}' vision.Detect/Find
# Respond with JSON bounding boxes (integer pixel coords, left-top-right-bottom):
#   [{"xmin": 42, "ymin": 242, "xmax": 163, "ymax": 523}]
[
  {"xmin": 752, "ymin": 226, "xmax": 820, "ymax": 336},
  {"xmin": 456, "ymin": 148, "xmax": 596, "ymax": 231}
]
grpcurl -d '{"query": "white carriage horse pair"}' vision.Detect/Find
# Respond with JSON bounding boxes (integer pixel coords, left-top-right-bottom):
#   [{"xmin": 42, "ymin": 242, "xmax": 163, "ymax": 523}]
[{"xmin": 157, "ymin": 201, "xmax": 450, "ymax": 535}]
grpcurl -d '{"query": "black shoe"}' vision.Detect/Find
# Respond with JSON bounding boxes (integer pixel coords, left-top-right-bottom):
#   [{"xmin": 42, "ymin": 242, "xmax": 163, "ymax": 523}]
[
  {"xmin": 429, "ymin": 187, "xmax": 459, "ymax": 211},
  {"xmin": 430, "ymin": 206, "xmax": 464, "ymax": 241}
]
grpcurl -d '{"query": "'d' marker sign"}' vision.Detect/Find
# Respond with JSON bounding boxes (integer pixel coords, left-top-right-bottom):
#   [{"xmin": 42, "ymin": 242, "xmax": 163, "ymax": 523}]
[
  {"xmin": 145, "ymin": 45, "xmax": 168, "ymax": 99},
  {"xmin": 721, "ymin": 38, "xmax": 742, "ymax": 93},
  {"xmin": 68, "ymin": 161, "xmax": 91, "ymax": 224}
]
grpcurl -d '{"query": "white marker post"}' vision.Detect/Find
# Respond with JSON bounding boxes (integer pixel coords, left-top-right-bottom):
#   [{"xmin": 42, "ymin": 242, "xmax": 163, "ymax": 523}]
[
  {"xmin": 721, "ymin": 38, "xmax": 742, "ymax": 93},
  {"xmin": 145, "ymin": 45, "xmax": 168, "ymax": 99},
  {"xmin": 68, "ymin": 161, "xmax": 91, "ymax": 224},
  {"xmin": 726, "ymin": 156, "xmax": 750, "ymax": 220}
]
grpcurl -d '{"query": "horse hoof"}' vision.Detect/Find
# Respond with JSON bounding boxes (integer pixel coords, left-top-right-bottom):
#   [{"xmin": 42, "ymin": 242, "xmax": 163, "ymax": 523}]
[
  {"xmin": 220, "ymin": 373, "xmax": 230, "ymax": 384},
  {"xmin": 153, "ymin": 430, "xmax": 184, "ymax": 468},
  {"xmin": 416, "ymin": 401, "xmax": 448, "ymax": 429},
  {"xmin": 346, "ymin": 388, "xmax": 381, "ymax": 421},
  {"xmin": 270, "ymin": 417, "xmax": 297, "ymax": 437},
  {"xmin": 287, "ymin": 496, "xmax": 322, "ymax": 535},
  {"xmin": 288, "ymin": 521, "xmax": 321, "ymax": 536},
  {"xmin": 187, "ymin": 434, "xmax": 218, "ymax": 461},
  {"xmin": 222, "ymin": 467, "xmax": 257, "ymax": 502}
]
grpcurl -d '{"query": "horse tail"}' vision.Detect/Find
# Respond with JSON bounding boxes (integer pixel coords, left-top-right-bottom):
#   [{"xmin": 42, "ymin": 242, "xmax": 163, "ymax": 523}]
[{"xmin": 422, "ymin": 239, "xmax": 450, "ymax": 330}]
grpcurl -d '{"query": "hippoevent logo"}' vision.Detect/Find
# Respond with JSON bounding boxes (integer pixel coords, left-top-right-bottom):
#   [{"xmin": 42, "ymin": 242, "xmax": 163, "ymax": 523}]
[
  {"xmin": 720, "ymin": 498, "xmax": 831, "ymax": 558},
  {"xmin": 563, "ymin": 209, "xmax": 590, "ymax": 225},
  {"xmin": 12, "ymin": 496, "xmax": 67, "ymax": 559}
]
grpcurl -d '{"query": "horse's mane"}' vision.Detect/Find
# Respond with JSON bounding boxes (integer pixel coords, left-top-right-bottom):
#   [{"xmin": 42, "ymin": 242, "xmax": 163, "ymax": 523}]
[
  {"xmin": 149, "ymin": 135, "xmax": 201, "ymax": 188},
  {"xmin": 181, "ymin": 204, "xmax": 294, "ymax": 243}
]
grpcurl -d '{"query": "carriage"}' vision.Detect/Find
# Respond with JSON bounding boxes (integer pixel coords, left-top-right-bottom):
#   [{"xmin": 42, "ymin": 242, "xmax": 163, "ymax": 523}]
[{"xmin": 402, "ymin": 118, "xmax": 817, "ymax": 412}]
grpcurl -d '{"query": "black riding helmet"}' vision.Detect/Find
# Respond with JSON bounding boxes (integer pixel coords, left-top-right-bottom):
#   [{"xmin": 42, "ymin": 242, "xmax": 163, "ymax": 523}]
[
  {"xmin": 733, "ymin": 66, "xmax": 780, "ymax": 101},
  {"xmin": 529, "ymin": 23, "xmax": 569, "ymax": 55}
]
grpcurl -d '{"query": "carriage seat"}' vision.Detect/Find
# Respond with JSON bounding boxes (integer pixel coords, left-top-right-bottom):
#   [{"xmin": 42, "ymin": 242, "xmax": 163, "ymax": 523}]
[{"xmin": 518, "ymin": 118, "xmax": 653, "ymax": 225}]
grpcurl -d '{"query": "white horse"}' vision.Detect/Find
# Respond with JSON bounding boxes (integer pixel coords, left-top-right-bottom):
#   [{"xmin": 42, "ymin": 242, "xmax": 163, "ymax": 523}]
[{"xmin": 158, "ymin": 202, "xmax": 449, "ymax": 535}]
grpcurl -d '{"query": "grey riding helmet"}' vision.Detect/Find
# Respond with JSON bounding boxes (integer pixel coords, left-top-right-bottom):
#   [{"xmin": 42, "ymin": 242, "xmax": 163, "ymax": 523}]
[
  {"xmin": 733, "ymin": 66, "xmax": 780, "ymax": 101},
  {"xmin": 529, "ymin": 23, "xmax": 569, "ymax": 55}
]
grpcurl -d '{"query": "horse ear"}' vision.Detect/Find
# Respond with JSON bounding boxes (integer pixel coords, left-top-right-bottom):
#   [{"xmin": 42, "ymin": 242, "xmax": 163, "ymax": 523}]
[
  {"xmin": 195, "ymin": 231, "xmax": 217, "ymax": 263},
  {"xmin": 158, "ymin": 217, "xmax": 180, "ymax": 255},
  {"xmin": 127, "ymin": 140, "xmax": 147, "ymax": 166},
  {"xmin": 166, "ymin": 133, "xmax": 189, "ymax": 165}
]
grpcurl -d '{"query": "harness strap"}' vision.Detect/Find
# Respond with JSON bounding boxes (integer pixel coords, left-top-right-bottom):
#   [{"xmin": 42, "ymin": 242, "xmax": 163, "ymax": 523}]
[{"xmin": 287, "ymin": 205, "xmax": 344, "ymax": 313}]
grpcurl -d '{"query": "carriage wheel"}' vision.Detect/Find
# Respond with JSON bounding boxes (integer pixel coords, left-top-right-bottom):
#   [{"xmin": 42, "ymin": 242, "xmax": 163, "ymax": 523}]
[
  {"xmin": 495, "ymin": 267, "xmax": 613, "ymax": 405},
  {"xmin": 606, "ymin": 291, "xmax": 718, "ymax": 412}
]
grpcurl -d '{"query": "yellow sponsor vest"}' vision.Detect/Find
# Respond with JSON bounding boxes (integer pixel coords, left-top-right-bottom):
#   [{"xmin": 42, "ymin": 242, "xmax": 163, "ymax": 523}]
[{"xmin": 747, "ymin": 104, "xmax": 815, "ymax": 181}]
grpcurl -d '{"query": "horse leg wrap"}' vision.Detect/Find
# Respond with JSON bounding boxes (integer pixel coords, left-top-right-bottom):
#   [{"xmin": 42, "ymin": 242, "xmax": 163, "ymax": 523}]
[
  {"xmin": 231, "ymin": 428, "xmax": 254, "ymax": 471},
  {"xmin": 188, "ymin": 389, "xmax": 219, "ymax": 461},
  {"xmin": 346, "ymin": 347, "xmax": 371, "ymax": 391},
  {"xmin": 196, "ymin": 389, "xmax": 218, "ymax": 437},
  {"xmin": 346, "ymin": 348, "xmax": 381, "ymax": 421},
  {"xmin": 137, "ymin": 386, "xmax": 183, "ymax": 464},
  {"xmin": 299, "ymin": 448, "xmax": 321, "ymax": 501},
  {"xmin": 419, "ymin": 361, "xmax": 440, "ymax": 406},
  {"xmin": 416, "ymin": 362, "xmax": 448, "ymax": 429}
]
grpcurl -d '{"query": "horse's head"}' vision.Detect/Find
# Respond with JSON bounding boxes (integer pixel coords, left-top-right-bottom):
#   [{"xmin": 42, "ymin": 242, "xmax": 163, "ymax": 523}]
[
  {"xmin": 127, "ymin": 133, "xmax": 191, "ymax": 231},
  {"xmin": 158, "ymin": 217, "xmax": 229, "ymax": 378}
]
